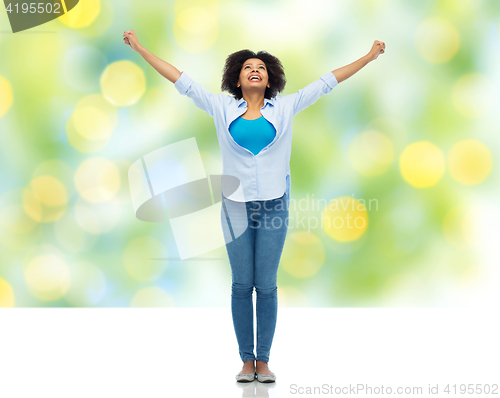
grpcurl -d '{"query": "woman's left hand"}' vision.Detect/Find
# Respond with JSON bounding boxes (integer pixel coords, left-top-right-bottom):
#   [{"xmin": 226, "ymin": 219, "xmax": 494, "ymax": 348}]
[{"xmin": 366, "ymin": 40, "xmax": 385, "ymax": 62}]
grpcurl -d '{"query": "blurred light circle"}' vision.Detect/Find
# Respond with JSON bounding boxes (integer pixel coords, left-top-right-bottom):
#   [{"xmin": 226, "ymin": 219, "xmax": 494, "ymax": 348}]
[
  {"xmin": 23, "ymin": 174, "xmax": 69, "ymax": 224},
  {"xmin": 64, "ymin": 261, "xmax": 107, "ymax": 306},
  {"xmin": 23, "ymin": 188, "xmax": 42, "ymax": 222},
  {"xmin": 173, "ymin": 6, "xmax": 218, "ymax": 52},
  {"xmin": 75, "ymin": 157, "xmax": 120, "ymax": 203},
  {"xmin": 0, "ymin": 277, "xmax": 15, "ymax": 307},
  {"xmin": 123, "ymin": 237, "xmax": 167, "ymax": 282},
  {"xmin": 73, "ymin": 106, "xmax": 115, "ymax": 141},
  {"xmin": 322, "ymin": 197, "xmax": 368, "ymax": 242},
  {"xmin": 73, "ymin": 196, "xmax": 122, "ymax": 234},
  {"xmin": 282, "ymin": 231, "xmax": 325, "ymax": 278},
  {"xmin": 442, "ymin": 205, "xmax": 477, "ymax": 248},
  {"xmin": 452, "ymin": 74, "xmax": 496, "ymax": 119},
  {"xmin": 0, "ymin": 75, "xmax": 13, "ymax": 118},
  {"xmin": 414, "ymin": 17, "xmax": 460, "ymax": 63},
  {"xmin": 348, "ymin": 130, "xmax": 394, "ymax": 176},
  {"xmin": 23, "ymin": 187, "xmax": 66, "ymax": 223},
  {"xmin": 448, "ymin": 139, "xmax": 492, "ymax": 185},
  {"xmin": 399, "ymin": 141, "xmax": 445, "ymax": 188},
  {"xmin": 66, "ymin": 94, "xmax": 118, "ymax": 153},
  {"xmin": 100, "ymin": 60, "xmax": 146, "ymax": 106},
  {"xmin": 30, "ymin": 175, "xmax": 68, "ymax": 207},
  {"xmin": 62, "ymin": 44, "xmax": 107, "ymax": 92},
  {"xmin": 32, "ymin": 159, "xmax": 76, "ymax": 199},
  {"xmin": 66, "ymin": 117, "xmax": 110, "ymax": 153},
  {"xmin": 24, "ymin": 254, "xmax": 71, "ymax": 301},
  {"xmin": 130, "ymin": 286, "xmax": 173, "ymax": 307},
  {"xmin": 58, "ymin": 0, "xmax": 101, "ymax": 28}
]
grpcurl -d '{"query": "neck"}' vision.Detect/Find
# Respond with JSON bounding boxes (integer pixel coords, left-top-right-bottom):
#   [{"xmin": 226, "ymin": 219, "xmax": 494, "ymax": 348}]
[{"xmin": 241, "ymin": 90, "xmax": 266, "ymax": 110}]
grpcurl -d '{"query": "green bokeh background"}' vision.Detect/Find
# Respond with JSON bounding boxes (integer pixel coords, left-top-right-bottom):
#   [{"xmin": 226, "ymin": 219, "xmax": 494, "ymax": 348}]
[{"xmin": 0, "ymin": 0, "xmax": 499, "ymax": 307}]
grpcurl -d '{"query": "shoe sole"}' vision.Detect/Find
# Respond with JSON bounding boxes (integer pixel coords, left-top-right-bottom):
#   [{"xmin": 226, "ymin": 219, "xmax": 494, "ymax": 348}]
[
  {"xmin": 256, "ymin": 374, "xmax": 276, "ymax": 383},
  {"xmin": 235, "ymin": 374, "xmax": 255, "ymax": 382}
]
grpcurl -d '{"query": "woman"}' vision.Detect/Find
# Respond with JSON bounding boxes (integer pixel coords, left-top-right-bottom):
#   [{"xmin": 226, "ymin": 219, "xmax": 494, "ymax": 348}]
[{"xmin": 123, "ymin": 30, "xmax": 385, "ymax": 383}]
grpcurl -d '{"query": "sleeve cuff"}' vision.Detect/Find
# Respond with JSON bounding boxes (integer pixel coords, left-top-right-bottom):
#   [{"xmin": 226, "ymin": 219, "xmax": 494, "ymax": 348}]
[
  {"xmin": 174, "ymin": 71, "xmax": 193, "ymax": 95},
  {"xmin": 320, "ymin": 71, "xmax": 339, "ymax": 89}
]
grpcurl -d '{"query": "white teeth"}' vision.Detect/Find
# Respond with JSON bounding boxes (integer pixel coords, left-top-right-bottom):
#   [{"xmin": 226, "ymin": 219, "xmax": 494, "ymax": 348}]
[{"xmin": 249, "ymin": 76, "xmax": 261, "ymax": 81}]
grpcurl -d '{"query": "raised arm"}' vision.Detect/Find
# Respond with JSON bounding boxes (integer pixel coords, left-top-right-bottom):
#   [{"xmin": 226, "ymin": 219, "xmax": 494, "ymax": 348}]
[
  {"xmin": 332, "ymin": 40, "xmax": 386, "ymax": 83},
  {"xmin": 123, "ymin": 30, "xmax": 220, "ymax": 118},
  {"xmin": 284, "ymin": 40, "xmax": 385, "ymax": 116},
  {"xmin": 123, "ymin": 30, "xmax": 181, "ymax": 83}
]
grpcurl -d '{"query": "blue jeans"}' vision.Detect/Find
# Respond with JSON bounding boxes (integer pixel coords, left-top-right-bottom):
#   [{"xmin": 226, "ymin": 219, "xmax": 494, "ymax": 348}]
[{"xmin": 221, "ymin": 192, "xmax": 289, "ymax": 363}]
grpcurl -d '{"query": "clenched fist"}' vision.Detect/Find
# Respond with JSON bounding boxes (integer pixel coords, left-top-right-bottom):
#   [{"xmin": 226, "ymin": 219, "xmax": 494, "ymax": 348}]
[
  {"xmin": 367, "ymin": 40, "xmax": 385, "ymax": 62},
  {"xmin": 123, "ymin": 30, "xmax": 141, "ymax": 52}
]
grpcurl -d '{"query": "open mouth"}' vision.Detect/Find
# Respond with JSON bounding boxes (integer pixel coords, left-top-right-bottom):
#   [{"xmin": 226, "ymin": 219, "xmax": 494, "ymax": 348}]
[{"xmin": 249, "ymin": 76, "xmax": 262, "ymax": 81}]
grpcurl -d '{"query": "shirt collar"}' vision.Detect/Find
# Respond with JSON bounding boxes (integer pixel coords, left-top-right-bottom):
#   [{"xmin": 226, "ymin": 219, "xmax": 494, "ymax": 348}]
[{"xmin": 237, "ymin": 97, "xmax": 274, "ymax": 108}]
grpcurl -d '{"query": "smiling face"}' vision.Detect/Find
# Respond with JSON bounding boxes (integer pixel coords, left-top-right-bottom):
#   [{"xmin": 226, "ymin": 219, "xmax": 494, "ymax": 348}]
[{"xmin": 236, "ymin": 58, "xmax": 270, "ymax": 91}]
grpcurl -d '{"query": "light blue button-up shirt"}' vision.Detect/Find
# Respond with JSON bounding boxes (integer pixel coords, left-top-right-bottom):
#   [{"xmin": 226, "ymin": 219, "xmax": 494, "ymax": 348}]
[{"xmin": 174, "ymin": 70, "xmax": 339, "ymax": 207}]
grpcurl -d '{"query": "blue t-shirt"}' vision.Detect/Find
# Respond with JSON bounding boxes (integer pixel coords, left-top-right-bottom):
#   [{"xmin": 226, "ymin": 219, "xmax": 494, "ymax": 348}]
[{"xmin": 228, "ymin": 116, "xmax": 276, "ymax": 156}]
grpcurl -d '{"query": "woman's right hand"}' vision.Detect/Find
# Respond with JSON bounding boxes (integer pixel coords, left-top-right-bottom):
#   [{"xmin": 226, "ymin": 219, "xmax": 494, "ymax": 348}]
[
  {"xmin": 366, "ymin": 40, "xmax": 385, "ymax": 62},
  {"xmin": 123, "ymin": 30, "xmax": 141, "ymax": 52}
]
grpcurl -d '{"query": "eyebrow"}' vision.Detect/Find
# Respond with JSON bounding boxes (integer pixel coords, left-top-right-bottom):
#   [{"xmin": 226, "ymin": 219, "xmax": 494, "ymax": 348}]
[{"xmin": 244, "ymin": 63, "xmax": 265, "ymax": 67}]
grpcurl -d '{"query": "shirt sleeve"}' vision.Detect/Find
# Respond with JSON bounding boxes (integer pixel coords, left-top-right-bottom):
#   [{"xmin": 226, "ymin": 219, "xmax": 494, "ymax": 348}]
[
  {"xmin": 285, "ymin": 71, "xmax": 339, "ymax": 117},
  {"xmin": 174, "ymin": 71, "xmax": 219, "ymax": 118}
]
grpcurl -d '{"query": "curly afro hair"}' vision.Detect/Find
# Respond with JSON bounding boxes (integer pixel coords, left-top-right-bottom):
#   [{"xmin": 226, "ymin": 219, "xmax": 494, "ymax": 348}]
[{"xmin": 221, "ymin": 49, "xmax": 286, "ymax": 100}]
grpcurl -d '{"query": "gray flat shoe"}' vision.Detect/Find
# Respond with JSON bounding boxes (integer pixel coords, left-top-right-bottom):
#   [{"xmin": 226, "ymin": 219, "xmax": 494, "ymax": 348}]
[
  {"xmin": 235, "ymin": 372, "xmax": 255, "ymax": 382},
  {"xmin": 256, "ymin": 371, "xmax": 276, "ymax": 383}
]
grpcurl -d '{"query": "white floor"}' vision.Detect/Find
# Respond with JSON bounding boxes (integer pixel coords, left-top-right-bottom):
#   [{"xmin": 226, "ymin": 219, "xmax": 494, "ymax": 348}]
[{"xmin": 0, "ymin": 308, "xmax": 498, "ymax": 398}]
